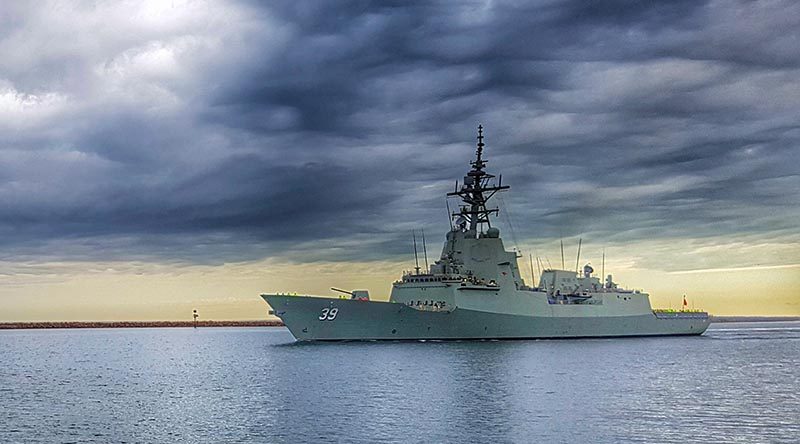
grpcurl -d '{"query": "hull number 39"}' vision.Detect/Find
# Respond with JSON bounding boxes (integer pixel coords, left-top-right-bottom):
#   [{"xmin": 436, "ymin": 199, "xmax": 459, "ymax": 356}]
[{"xmin": 318, "ymin": 308, "xmax": 338, "ymax": 321}]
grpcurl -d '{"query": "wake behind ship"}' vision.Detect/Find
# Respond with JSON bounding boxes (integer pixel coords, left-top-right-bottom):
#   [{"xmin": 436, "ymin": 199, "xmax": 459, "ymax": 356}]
[{"xmin": 262, "ymin": 127, "xmax": 710, "ymax": 341}]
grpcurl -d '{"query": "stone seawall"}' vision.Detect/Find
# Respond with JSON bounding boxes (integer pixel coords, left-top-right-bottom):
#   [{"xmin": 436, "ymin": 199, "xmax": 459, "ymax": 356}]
[{"xmin": 0, "ymin": 320, "xmax": 284, "ymax": 329}]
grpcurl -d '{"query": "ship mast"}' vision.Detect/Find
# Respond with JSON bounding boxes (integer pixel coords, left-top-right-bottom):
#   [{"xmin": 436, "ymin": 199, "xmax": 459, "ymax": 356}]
[{"xmin": 447, "ymin": 125, "xmax": 509, "ymax": 237}]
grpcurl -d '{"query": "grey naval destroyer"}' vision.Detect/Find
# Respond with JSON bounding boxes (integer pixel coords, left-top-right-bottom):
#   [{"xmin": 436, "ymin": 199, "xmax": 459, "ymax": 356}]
[{"xmin": 262, "ymin": 126, "xmax": 710, "ymax": 341}]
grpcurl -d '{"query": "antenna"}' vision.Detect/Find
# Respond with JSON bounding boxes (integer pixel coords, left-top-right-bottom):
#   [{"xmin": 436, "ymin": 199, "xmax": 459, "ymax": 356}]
[
  {"xmin": 476, "ymin": 124, "xmax": 485, "ymax": 163},
  {"xmin": 412, "ymin": 230, "xmax": 420, "ymax": 275},
  {"xmin": 529, "ymin": 253, "xmax": 535, "ymax": 288},
  {"xmin": 497, "ymin": 193, "xmax": 520, "ymax": 252},
  {"xmin": 575, "ymin": 238, "xmax": 582, "ymax": 274},
  {"xmin": 445, "ymin": 198, "xmax": 454, "ymax": 231},
  {"xmin": 601, "ymin": 248, "xmax": 605, "ymax": 288},
  {"xmin": 560, "ymin": 239, "xmax": 565, "ymax": 269},
  {"xmin": 445, "ymin": 125, "xmax": 509, "ymax": 235},
  {"xmin": 421, "ymin": 228, "xmax": 429, "ymax": 272}
]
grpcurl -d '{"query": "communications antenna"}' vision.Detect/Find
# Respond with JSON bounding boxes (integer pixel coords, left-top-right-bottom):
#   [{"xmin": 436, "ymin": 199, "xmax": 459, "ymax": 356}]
[{"xmin": 446, "ymin": 125, "xmax": 509, "ymax": 236}]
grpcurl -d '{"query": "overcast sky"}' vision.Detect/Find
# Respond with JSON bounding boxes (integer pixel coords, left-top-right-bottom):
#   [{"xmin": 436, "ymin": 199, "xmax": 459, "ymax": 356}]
[{"xmin": 2, "ymin": 0, "xmax": 799, "ymax": 274}]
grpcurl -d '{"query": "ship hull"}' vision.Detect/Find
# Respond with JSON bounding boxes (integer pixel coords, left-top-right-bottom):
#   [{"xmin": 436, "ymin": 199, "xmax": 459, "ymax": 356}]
[{"xmin": 263, "ymin": 295, "xmax": 710, "ymax": 342}]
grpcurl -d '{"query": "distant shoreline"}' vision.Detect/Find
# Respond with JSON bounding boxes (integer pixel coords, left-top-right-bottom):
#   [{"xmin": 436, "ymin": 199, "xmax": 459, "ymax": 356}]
[
  {"xmin": 0, "ymin": 320, "xmax": 284, "ymax": 330},
  {"xmin": 1, "ymin": 317, "xmax": 797, "ymax": 330},
  {"xmin": 708, "ymin": 316, "xmax": 800, "ymax": 323}
]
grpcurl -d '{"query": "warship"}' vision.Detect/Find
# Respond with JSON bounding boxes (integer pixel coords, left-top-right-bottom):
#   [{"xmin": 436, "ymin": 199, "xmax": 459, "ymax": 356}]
[{"xmin": 262, "ymin": 126, "xmax": 710, "ymax": 341}]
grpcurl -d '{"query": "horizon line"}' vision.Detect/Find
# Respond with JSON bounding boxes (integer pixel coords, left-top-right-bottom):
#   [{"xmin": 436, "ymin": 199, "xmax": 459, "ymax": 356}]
[{"xmin": 668, "ymin": 263, "xmax": 800, "ymax": 275}]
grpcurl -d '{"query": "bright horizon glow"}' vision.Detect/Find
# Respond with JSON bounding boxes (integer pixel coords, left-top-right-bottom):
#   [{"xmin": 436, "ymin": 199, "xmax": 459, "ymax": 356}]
[
  {"xmin": 668, "ymin": 264, "xmax": 800, "ymax": 274},
  {"xmin": 2, "ymin": 240, "xmax": 798, "ymax": 321}
]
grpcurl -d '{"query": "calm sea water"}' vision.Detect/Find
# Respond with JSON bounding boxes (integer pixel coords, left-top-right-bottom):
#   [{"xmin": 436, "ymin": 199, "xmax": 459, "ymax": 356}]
[{"xmin": 1, "ymin": 322, "xmax": 798, "ymax": 443}]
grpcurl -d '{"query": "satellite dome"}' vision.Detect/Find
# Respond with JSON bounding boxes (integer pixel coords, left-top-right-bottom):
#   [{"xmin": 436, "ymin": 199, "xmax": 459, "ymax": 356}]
[{"xmin": 486, "ymin": 227, "xmax": 500, "ymax": 238}]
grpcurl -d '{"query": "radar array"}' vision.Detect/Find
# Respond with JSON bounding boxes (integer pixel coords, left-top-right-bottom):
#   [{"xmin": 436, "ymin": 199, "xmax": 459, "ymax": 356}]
[{"xmin": 447, "ymin": 125, "xmax": 510, "ymax": 235}]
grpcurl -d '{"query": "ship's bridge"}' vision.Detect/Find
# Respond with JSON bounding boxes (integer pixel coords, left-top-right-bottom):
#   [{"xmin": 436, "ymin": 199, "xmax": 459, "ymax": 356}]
[
  {"xmin": 539, "ymin": 269, "xmax": 603, "ymax": 296},
  {"xmin": 392, "ymin": 125, "xmax": 526, "ymax": 296}
]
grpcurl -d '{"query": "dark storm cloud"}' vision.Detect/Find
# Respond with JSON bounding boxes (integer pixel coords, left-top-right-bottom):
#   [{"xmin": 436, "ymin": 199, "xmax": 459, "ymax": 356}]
[{"xmin": 0, "ymin": 0, "xmax": 798, "ymax": 266}]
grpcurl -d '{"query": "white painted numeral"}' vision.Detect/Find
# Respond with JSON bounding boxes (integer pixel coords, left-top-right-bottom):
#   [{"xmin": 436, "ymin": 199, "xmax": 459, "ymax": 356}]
[{"xmin": 319, "ymin": 307, "xmax": 338, "ymax": 321}]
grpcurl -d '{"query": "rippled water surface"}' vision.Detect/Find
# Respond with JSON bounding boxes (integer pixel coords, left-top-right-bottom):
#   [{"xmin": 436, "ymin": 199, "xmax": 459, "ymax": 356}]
[{"xmin": 2, "ymin": 322, "xmax": 798, "ymax": 443}]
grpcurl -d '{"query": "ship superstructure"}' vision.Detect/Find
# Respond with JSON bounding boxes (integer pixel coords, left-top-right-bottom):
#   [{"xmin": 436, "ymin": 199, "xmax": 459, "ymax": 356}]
[{"xmin": 262, "ymin": 127, "xmax": 710, "ymax": 341}]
